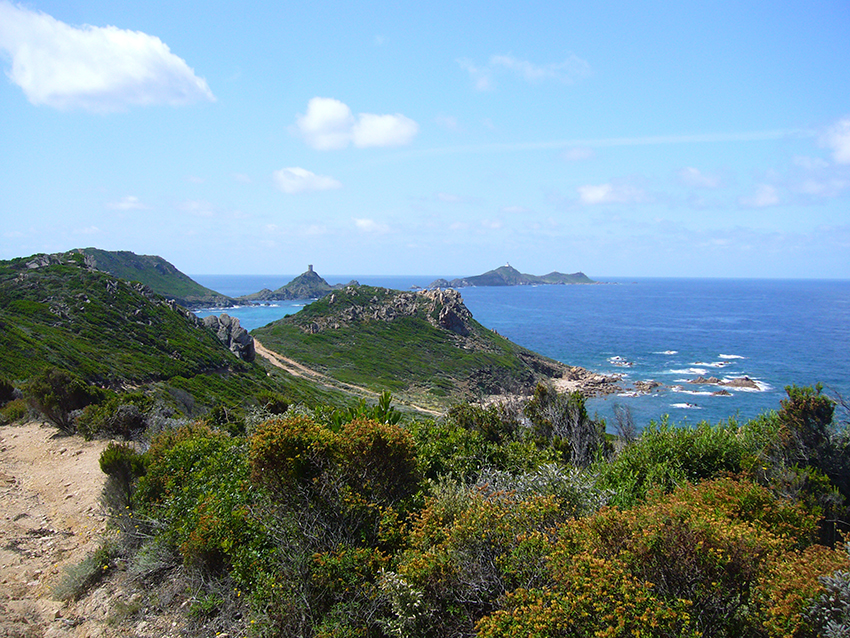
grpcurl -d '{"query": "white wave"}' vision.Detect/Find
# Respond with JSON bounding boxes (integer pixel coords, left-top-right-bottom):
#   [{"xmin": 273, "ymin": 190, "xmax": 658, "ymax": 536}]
[
  {"xmin": 718, "ymin": 354, "xmax": 746, "ymax": 359},
  {"xmin": 669, "ymin": 368, "xmax": 708, "ymax": 376},
  {"xmin": 671, "ymin": 403, "xmax": 702, "ymax": 409},
  {"xmin": 671, "ymin": 389, "xmax": 715, "ymax": 396},
  {"xmin": 655, "ymin": 350, "xmax": 678, "ymax": 355},
  {"xmin": 721, "ymin": 377, "xmax": 772, "ymax": 393}
]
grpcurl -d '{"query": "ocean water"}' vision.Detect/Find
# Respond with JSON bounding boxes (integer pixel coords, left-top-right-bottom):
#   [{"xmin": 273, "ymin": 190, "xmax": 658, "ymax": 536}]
[{"xmin": 192, "ymin": 275, "xmax": 850, "ymax": 428}]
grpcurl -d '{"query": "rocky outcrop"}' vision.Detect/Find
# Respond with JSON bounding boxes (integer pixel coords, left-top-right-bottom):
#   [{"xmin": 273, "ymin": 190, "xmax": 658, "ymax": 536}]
[
  {"xmin": 688, "ymin": 375, "xmax": 760, "ymax": 390},
  {"xmin": 203, "ymin": 314, "xmax": 255, "ymax": 362}
]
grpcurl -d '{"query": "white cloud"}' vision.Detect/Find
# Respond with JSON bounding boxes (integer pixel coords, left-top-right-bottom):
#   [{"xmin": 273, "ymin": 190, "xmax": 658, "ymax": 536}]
[
  {"xmin": 823, "ymin": 117, "xmax": 850, "ymax": 164},
  {"xmin": 481, "ymin": 219, "xmax": 503, "ymax": 229},
  {"xmin": 232, "ymin": 173, "xmax": 252, "ymax": 184},
  {"xmin": 296, "ymin": 97, "xmax": 418, "ymax": 150},
  {"xmin": 796, "ymin": 177, "xmax": 849, "ymax": 198},
  {"xmin": 437, "ymin": 192, "xmax": 462, "ymax": 203},
  {"xmin": 186, "ymin": 176, "xmax": 205, "ymax": 184},
  {"xmin": 739, "ymin": 184, "xmax": 779, "ymax": 207},
  {"xmin": 273, "ymin": 167, "xmax": 342, "ymax": 194},
  {"xmin": 457, "ymin": 58, "xmax": 492, "ymax": 91},
  {"xmin": 106, "ymin": 195, "xmax": 148, "ymax": 210},
  {"xmin": 678, "ymin": 167, "xmax": 723, "ymax": 189},
  {"xmin": 0, "ymin": 1, "xmax": 215, "ymax": 112},
  {"xmin": 793, "ymin": 156, "xmax": 829, "ymax": 170},
  {"xmin": 354, "ymin": 218, "xmax": 390, "ymax": 233},
  {"xmin": 577, "ymin": 183, "xmax": 648, "ymax": 205},
  {"xmin": 73, "ymin": 225, "xmax": 100, "ymax": 235},
  {"xmin": 490, "ymin": 54, "xmax": 591, "ymax": 84},
  {"xmin": 352, "ymin": 112, "xmax": 418, "ymax": 148},
  {"xmin": 296, "ymin": 98, "xmax": 355, "ymax": 150},
  {"xmin": 460, "ymin": 54, "xmax": 591, "ymax": 90},
  {"xmin": 562, "ymin": 147, "xmax": 594, "ymax": 162}
]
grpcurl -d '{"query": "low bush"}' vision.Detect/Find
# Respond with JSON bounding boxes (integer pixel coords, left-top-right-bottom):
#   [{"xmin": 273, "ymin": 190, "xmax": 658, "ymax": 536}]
[
  {"xmin": 24, "ymin": 367, "xmax": 104, "ymax": 433},
  {"xmin": 77, "ymin": 392, "xmax": 153, "ymax": 439},
  {"xmin": 52, "ymin": 542, "xmax": 116, "ymax": 602},
  {"xmin": 0, "ymin": 398, "xmax": 28, "ymax": 424},
  {"xmin": 477, "ymin": 477, "xmax": 847, "ymax": 638}
]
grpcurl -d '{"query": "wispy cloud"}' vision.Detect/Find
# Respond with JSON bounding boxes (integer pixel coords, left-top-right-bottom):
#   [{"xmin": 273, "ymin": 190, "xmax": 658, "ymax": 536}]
[
  {"xmin": 390, "ymin": 129, "xmax": 809, "ymax": 161},
  {"xmin": 490, "ymin": 54, "xmax": 591, "ymax": 84},
  {"xmin": 106, "ymin": 195, "xmax": 148, "ymax": 211},
  {"xmin": 823, "ymin": 117, "xmax": 850, "ymax": 164},
  {"xmin": 0, "ymin": 1, "xmax": 214, "ymax": 112},
  {"xmin": 296, "ymin": 97, "xmax": 418, "ymax": 150},
  {"xmin": 577, "ymin": 183, "xmax": 649, "ymax": 205},
  {"xmin": 354, "ymin": 218, "xmax": 390, "ymax": 233},
  {"xmin": 459, "ymin": 54, "xmax": 591, "ymax": 90},
  {"xmin": 739, "ymin": 184, "xmax": 780, "ymax": 208},
  {"xmin": 272, "ymin": 167, "xmax": 342, "ymax": 194},
  {"xmin": 678, "ymin": 167, "xmax": 723, "ymax": 189},
  {"xmin": 562, "ymin": 147, "xmax": 595, "ymax": 162}
]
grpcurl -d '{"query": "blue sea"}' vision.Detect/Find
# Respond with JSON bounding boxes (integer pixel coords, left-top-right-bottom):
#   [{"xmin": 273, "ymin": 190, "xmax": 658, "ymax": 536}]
[{"xmin": 192, "ymin": 275, "xmax": 850, "ymax": 429}]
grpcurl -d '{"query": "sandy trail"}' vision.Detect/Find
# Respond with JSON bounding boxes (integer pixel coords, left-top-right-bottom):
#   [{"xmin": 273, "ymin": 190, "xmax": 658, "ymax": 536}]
[
  {"xmin": 0, "ymin": 421, "xmax": 109, "ymax": 637},
  {"xmin": 254, "ymin": 339, "xmax": 441, "ymax": 416}
]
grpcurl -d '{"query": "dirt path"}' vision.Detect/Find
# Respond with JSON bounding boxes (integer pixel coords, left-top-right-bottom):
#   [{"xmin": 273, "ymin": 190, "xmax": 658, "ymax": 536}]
[
  {"xmin": 0, "ymin": 421, "xmax": 111, "ymax": 637},
  {"xmin": 254, "ymin": 339, "xmax": 441, "ymax": 416}
]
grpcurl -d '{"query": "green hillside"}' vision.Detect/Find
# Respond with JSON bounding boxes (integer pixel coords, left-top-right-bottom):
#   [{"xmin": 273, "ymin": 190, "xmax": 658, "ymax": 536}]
[
  {"xmin": 0, "ymin": 252, "xmax": 247, "ymax": 384},
  {"xmin": 76, "ymin": 247, "xmax": 235, "ymax": 308},
  {"xmin": 0, "ymin": 252, "xmax": 356, "ymax": 412},
  {"xmin": 252, "ymin": 285, "xmax": 569, "ymax": 408}
]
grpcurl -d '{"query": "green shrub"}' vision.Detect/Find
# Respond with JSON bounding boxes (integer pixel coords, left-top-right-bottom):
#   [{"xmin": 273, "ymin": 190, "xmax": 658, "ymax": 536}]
[
  {"xmin": 477, "ymin": 477, "xmax": 846, "ymax": 638},
  {"xmin": 76, "ymin": 392, "xmax": 153, "ymax": 439},
  {"xmin": 0, "ymin": 398, "xmax": 28, "ymax": 424},
  {"xmin": 99, "ymin": 442, "xmax": 146, "ymax": 510},
  {"xmin": 248, "ymin": 415, "xmax": 337, "ymax": 493},
  {"xmin": 388, "ymin": 486, "xmax": 570, "ymax": 637},
  {"xmin": 52, "ymin": 542, "xmax": 115, "ymax": 601},
  {"xmin": 254, "ymin": 390, "xmax": 290, "ymax": 415},
  {"xmin": 524, "ymin": 383, "xmax": 607, "ymax": 468},
  {"xmin": 445, "ymin": 401, "xmax": 520, "ymax": 444},
  {"xmin": 134, "ymin": 423, "xmax": 274, "ymax": 583},
  {"xmin": 24, "ymin": 367, "xmax": 104, "ymax": 433},
  {"xmin": 596, "ymin": 418, "xmax": 768, "ymax": 507}
]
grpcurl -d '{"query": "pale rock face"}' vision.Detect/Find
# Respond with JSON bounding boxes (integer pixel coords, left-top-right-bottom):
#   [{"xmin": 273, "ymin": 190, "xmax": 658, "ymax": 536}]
[{"xmin": 203, "ymin": 313, "xmax": 256, "ymax": 362}]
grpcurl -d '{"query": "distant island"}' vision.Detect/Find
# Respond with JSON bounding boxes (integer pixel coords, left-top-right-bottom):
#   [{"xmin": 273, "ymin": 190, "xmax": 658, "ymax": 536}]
[
  {"xmin": 426, "ymin": 264, "xmax": 594, "ymax": 289},
  {"xmin": 238, "ymin": 265, "xmax": 357, "ymax": 302}
]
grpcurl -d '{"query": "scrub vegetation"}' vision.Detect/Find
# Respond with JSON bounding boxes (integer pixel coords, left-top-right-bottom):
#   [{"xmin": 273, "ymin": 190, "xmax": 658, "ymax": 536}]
[{"xmin": 3, "ymin": 251, "xmax": 850, "ymax": 636}]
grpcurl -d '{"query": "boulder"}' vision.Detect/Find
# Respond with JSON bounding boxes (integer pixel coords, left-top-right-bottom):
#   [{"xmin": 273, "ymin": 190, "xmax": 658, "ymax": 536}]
[{"xmin": 203, "ymin": 314, "xmax": 256, "ymax": 362}]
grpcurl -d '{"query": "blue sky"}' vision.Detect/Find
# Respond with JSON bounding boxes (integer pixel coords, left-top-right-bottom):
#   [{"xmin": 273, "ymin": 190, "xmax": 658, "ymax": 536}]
[{"xmin": 1, "ymin": 1, "xmax": 848, "ymax": 278}]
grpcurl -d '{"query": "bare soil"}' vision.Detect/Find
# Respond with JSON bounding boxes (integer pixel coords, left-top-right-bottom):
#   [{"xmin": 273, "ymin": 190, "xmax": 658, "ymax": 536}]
[{"xmin": 0, "ymin": 422, "xmax": 195, "ymax": 638}]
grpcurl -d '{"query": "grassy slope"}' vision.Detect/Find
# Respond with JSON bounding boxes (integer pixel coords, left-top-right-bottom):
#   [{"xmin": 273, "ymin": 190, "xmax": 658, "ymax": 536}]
[
  {"xmin": 0, "ymin": 254, "xmax": 351, "ymax": 408},
  {"xmin": 252, "ymin": 286, "xmax": 554, "ymax": 406},
  {"xmin": 0, "ymin": 255, "xmax": 244, "ymax": 383},
  {"xmin": 78, "ymin": 248, "xmax": 234, "ymax": 307}
]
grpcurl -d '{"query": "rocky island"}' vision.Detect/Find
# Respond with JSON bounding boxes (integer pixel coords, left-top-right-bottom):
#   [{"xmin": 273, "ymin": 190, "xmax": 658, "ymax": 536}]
[
  {"xmin": 238, "ymin": 264, "xmax": 357, "ymax": 302},
  {"xmin": 427, "ymin": 263, "xmax": 594, "ymax": 289}
]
